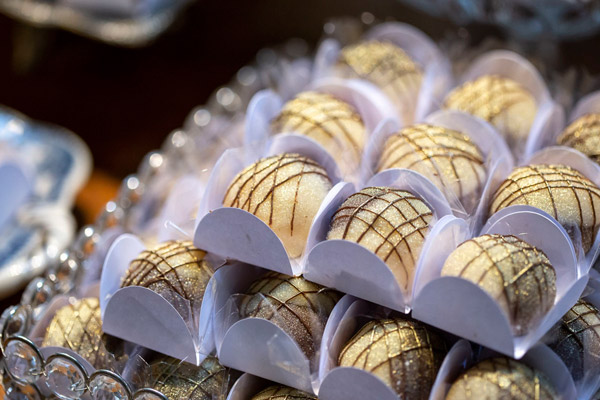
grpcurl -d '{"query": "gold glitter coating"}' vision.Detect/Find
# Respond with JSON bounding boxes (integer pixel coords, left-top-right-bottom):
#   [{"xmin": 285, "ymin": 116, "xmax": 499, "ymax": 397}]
[
  {"xmin": 445, "ymin": 357, "xmax": 559, "ymax": 400},
  {"xmin": 441, "ymin": 234, "xmax": 556, "ymax": 335},
  {"xmin": 444, "ymin": 75, "xmax": 537, "ymax": 149},
  {"xmin": 251, "ymin": 385, "xmax": 317, "ymax": 400},
  {"xmin": 338, "ymin": 318, "xmax": 446, "ymax": 400},
  {"xmin": 327, "ymin": 187, "xmax": 433, "ymax": 292},
  {"xmin": 271, "ymin": 91, "xmax": 366, "ymax": 172},
  {"xmin": 336, "ymin": 40, "xmax": 423, "ymax": 124},
  {"xmin": 239, "ymin": 271, "xmax": 341, "ymax": 359},
  {"xmin": 490, "ymin": 164, "xmax": 600, "ymax": 252},
  {"xmin": 149, "ymin": 355, "xmax": 230, "ymax": 400},
  {"xmin": 223, "ymin": 153, "xmax": 333, "ymax": 258},
  {"xmin": 547, "ymin": 298, "xmax": 600, "ymax": 380},
  {"xmin": 121, "ymin": 241, "xmax": 214, "ymax": 320},
  {"xmin": 557, "ymin": 113, "xmax": 600, "ymax": 164},
  {"xmin": 42, "ymin": 297, "xmax": 115, "ymax": 369},
  {"xmin": 377, "ymin": 123, "xmax": 486, "ymax": 211}
]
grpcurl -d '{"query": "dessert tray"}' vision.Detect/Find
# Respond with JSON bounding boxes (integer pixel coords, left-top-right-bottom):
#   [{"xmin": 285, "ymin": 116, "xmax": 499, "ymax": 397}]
[{"xmin": 2, "ymin": 17, "xmax": 600, "ymax": 400}]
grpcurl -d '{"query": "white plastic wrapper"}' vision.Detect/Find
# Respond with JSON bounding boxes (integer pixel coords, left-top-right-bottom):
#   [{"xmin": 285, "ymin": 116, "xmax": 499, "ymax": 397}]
[
  {"xmin": 570, "ymin": 90, "xmax": 600, "ymax": 123},
  {"xmin": 448, "ymin": 50, "xmax": 565, "ymax": 162},
  {"xmin": 413, "ymin": 205, "xmax": 587, "ymax": 359},
  {"xmin": 0, "ymin": 146, "xmax": 31, "ymax": 230},
  {"xmin": 99, "ymin": 233, "xmax": 225, "ymax": 365},
  {"xmin": 194, "ymin": 134, "xmax": 341, "ymax": 276},
  {"xmin": 304, "ymin": 168, "xmax": 454, "ymax": 313},
  {"xmin": 213, "ymin": 263, "xmax": 351, "ymax": 394},
  {"xmin": 314, "ymin": 22, "xmax": 452, "ymax": 125}
]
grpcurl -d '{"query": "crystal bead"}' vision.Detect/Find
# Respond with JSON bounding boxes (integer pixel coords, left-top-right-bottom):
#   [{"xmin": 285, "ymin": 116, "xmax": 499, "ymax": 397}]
[
  {"xmin": 3, "ymin": 380, "xmax": 42, "ymax": 400},
  {"xmin": 44, "ymin": 356, "xmax": 87, "ymax": 399},
  {"xmin": 4, "ymin": 339, "xmax": 42, "ymax": 383},
  {"xmin": 89, "ymin": 373, "xmax": 130, "ymax": 400}
]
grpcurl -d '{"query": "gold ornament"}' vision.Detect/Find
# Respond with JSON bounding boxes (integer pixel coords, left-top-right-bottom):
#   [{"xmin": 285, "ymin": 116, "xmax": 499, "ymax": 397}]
[
  {"xmin": 490, "ymin": 164, "xmax": 600, "ymax": 252},
  {"xmin": 327, "ymin": 187, "xmax": 432, "ymax": 292},
  {"xmin": 223, "ymin": 153, "xmax": 333, "ymax": 258},
  {"xmin": 42, "ymin": 297, "xmax": 117, "ymax": 369},
  {"xmin": 557, "ymin": 113, "xmax": 600, "ymax": 164},
  {"xmin": 444, "ymin": 75, "xmax": 537, "ymax": 149},
  {"xmin": 251, "ymin": 385, "xmax": 317, "ymax": 400},
  {"xmin": 239, "ymin": 271, "xmax": 341, "ymax": 359},
  {"xmin": 271, "ymin": 91, "xmax": 366, "ymax": 172},
  {"xmin": 338, "ymin": 318, "xmax": 446, "ymax": 399},
  {"xmin": 378, "ymin": 123, "xmax": 486, "ymax": 211},
  {"xmin": 441, "ymin": 234, "xmax": 556, "ymax": 335},
  {"xmin": 149, "ymin": 355, "xmax": 230, "ymax": 400},
  {"xmin": 547, "ymin": 298, "xmax": 600, "ymax": 380},
  {"xmin": 445, "ymin": 357, "xmax": 559, "ymax": 400},
  {"xmin": 121, "ymin": 241, "xmax": 214, "ymax": 320},
  {"xmin": 336, "ymin": 41, "xmax": 423, "ymax": 124}
]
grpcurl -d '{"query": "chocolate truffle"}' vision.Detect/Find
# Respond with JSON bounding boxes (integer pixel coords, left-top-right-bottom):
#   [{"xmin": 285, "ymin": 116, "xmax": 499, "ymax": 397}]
[
  {"xmin": 327, "ymin": 187, "xmax": 433, "ymax": 293},
  {"xmin": 121, "ymin": 241, "xmax": 214, "ymax": 320},
  {"xmin": 441, "ymin": 234, "xmax": 556, "ymax": 335},
  {"xmin": 338, "ymin": 318, "xmax": 446, "ymax": 400},
  {"xmin": 251, "ymin": 385, "xmax": 317, "ymax": 400},
  {"xmin": 557, "ymin": 113, "xmax": 600, "ymax": 164},
  {"xmin": 444, "ymin": 75, "xmax": 537, "ymax": 149},
  {"xmin": 445, "ymin": 357, "xmax": 559, "ymax": 400},
  {"xmin": 336, "ymin": 41, "xmax": 422, "ymax": 124},
  {"xmin": 547, "ymin": 298, "xmax": 600, "ymax": 380},
  {"xmin": 149, "ymin": 355, "xmax": 230, "ymax": 400},
  {"xmin": 42, "ymin": 297, "xmax": 116, "ymax": 369},
  {"xmin": 239, "ymin": 271, "xmax": 341, "ymax": 359},
  {"xmin": 223, "ymin": 153, "xmax": 333, "ymax": 258},
  {"xmin": 271, "ymin": 91, "xmax": 366, "ymax": 172},
  {"xmin": 490, "ymin": 164, "xmax": 600, "ymax": 252},
  {"xmin": 377, "ymin": 123, "xmax": 486, "ymax": 211}
]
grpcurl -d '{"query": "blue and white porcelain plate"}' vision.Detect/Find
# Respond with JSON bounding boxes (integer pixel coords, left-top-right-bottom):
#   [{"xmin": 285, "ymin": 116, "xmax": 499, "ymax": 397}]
[{"xmin": 0, "ymin": 106, "xmax": 91, "ymax": 297}]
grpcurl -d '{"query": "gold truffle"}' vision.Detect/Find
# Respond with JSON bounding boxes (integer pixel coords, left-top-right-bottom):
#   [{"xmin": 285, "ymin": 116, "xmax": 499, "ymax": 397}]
[
  {"xmin": 251, "ymin": 385, "xmax": 317, "ymax": 400},
  {"xmin": 271, "ymin": 91, "xmax": 366, "ymax": 173},
  {"xmin": 377, "ymin": 123, "xmax": 486, "ymax": 211},
  {"xmin": 557, "ymin": 113, "xmax": 600, "ymax": 164},
  {"xmin": 336, "ymin": 40, "xmax": 423, "ymax": 124},
  {"xmin": 490, "ymin": 164, "xmax": 600, "ymax": 252},
  {"xmin": 149, "ymin": 355, "xmax": 230, "ymax": 400},
  {"xmin": 547, "ymin": 299, "xmax": 600, "ymax": 380},
  {"xmin": 239, "ymin": 271, "xmax": 341, "ymax": 360},
  {"xmin": 223, "ymin": 153, "xmax": 333, "ymax": 258},
  {"xmin": 121, "ymin": 241, "xmax": 214, "ymax": 320},
  {"xmin": 444, "ymin": 75, "xmax": 537, "ymax": 149},
  {"xmin": 445, "ymin": 357, "xmax": 559, "ymax": 400},
  {"xmin": 327, "ymin": 187, "xmax": 433, "ymax": 292},
  {"xmin": 42, "ymin": 297, "xmax": 117, "ymax": 369},
  {"xmin": 441, "ymin": 234, "xmax": 556, "ymax": 335},
  {"xmin": 338, "ymin": 318, "xmax": 446, "ymax": 400}
]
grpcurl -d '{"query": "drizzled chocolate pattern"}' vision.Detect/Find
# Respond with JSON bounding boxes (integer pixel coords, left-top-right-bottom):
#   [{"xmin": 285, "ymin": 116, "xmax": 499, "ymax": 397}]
[
  {"xmin": 557, "ymin": 113, "xmax": 600, "ymax": 164},
  {"xmin": 271, "ymin": 91, "xmax": 366, "ymax": 172},
  {"xmin": 547, "ymin": 299, "xmax": 600, "ymax": 380},
  {"xmin": 223, "ymin": 153, "xmax": 333, "ymax": 258},
  {"xmin": 251, "ymin": 386, "xmax": 317, "ymax": 400},
  {"xmin": 441, "ymin": 234, "xmax": 556, "ymax": 335},
  {"xmin": 42, "ymin": 298, "xmax": 116, "ymax": 369},
  {"xmin": 327, "ymin": 187, "xmax": 433, "ymax": 293},
  {"xmin": 378, "ymin": 124, "xmax": 486, "ymax": 211},
  {"xmin": 336, "ymin": 41, "xmax": 422, "ymax": 124},
  {"xmin": 121, "ymin": 241, "xmax": 214, "ymax": 319},
  {"xmin": 239, "ymin": 271, "xmax": 341, "ymax": 359},
  {"xmin": 445, "ymin": 357, "xmax": 559, "ymax": 400},
  {"xmin": 338, "ymin": 318, "xmax": 446, "ymax": 400},
  {"xmin": 490, "ymin": 164, "xmax": 600, "ymax": 252},
  {"xmin": 444, "ymin": 75, "xmax": 537, "ymax": 149},
  {"xmin": 149, "ymin": 355, "xmax": 230, "ymax": 400}
]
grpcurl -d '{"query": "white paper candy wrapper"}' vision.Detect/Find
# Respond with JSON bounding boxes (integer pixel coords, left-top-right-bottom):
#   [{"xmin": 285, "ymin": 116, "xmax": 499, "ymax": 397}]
[
  {"xmin": 449, "ymin": 50, "xmax": 565, "ymax": 162},
  {"xmin": 570, "ymin": 90, "xmax": 600, "ymax": 123},
  {"xmin": 413, "ymin": 205, "xmax": 588, "ymax": 359},
  {"xmin": 194, "ymin": 134, "xmax": 341, "ymax": 276},
  {"xmin": 304, "ymin": 168, "xmax": 453, "ymax": 313},
  {"xmin": 314, "ymin": 22, "xmax": 452, "ymax": 125},
  {"xmin": 99, "ymin": 233, "xmax": 224, "ymax": 365}
]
